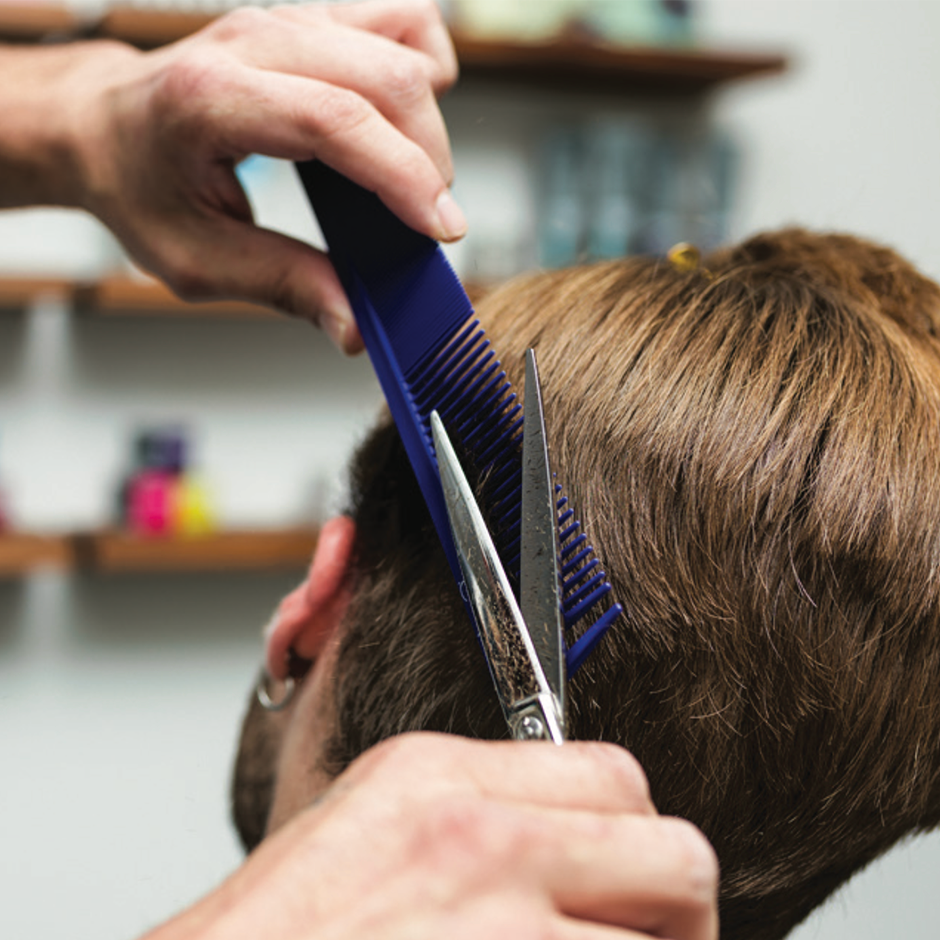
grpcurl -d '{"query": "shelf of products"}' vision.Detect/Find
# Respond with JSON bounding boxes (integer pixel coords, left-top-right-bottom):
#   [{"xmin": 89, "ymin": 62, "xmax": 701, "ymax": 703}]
[
  {"xmin": 0, "ymin": 5, "xmax": 786, "ymax": 94},
  {"xmin": 73, "ymin": 527, "xmax": 319, "ymax": 573},
  {"xmin": 0, "ymin": 532, "xmax": 73, "ymax": 575}
]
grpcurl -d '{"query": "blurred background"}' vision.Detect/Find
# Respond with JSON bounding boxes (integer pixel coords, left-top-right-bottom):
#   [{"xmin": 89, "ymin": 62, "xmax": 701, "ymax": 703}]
[{"xmin": 0, "ymin": 1, "xmax": 938, "ymax": 937}]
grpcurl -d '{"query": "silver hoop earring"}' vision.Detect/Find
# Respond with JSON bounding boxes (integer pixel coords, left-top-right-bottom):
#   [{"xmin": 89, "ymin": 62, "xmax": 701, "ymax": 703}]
[{"xmin": 255, "ymin": 672, "xmax": 296, "ymax": 712}]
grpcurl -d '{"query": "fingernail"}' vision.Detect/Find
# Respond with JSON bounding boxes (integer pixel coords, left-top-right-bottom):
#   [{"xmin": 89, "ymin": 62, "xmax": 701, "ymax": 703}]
[
  {"xmin": 322, "ymin": 307, "xmax": 353, "ymax": 352},
  {"xmin": 436, "ymin": 190, "xmax": 468, "ymax": 241}
]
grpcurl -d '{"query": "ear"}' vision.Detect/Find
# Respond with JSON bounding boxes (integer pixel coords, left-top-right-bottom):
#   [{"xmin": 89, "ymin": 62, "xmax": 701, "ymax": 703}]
[{"xmin": 265, "ymin": 515, "xmax": 356, "ymax": 680}]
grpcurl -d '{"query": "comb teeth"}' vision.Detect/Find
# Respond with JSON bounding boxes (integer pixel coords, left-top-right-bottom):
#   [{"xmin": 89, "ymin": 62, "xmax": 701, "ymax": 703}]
[
  {"xmin": 298, "ymin": 159, "xmax": 620, "ymax": 675},
  {"xmin": 413, "ymin": 321, "xmax": 521, "ymax": 484},
  {"xmin": 554, "ymin": 484, "xmax": 624, "ymax": 674},
  {"xmin": 414, "ymin": 324, "xmax": 526, "ymax": 584},
  {"xmin": 409, "ymin": 328, "xmax": 623, "ymax": 674}
]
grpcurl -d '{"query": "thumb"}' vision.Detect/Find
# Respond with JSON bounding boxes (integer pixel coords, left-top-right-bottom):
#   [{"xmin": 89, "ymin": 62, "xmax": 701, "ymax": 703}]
[{"xmin": 179, "ymin": 217, "xmax": 364, "ymax": 355}]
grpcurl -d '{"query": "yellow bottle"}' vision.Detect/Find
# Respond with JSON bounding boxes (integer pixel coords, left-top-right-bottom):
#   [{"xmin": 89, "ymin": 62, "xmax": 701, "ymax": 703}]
[{"xmin": 172, "ymin": 475, "xmax": 216, "ymax": 537}]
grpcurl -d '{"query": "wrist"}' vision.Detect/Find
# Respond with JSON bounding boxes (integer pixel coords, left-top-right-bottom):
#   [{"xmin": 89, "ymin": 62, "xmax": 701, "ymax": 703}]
[{"xmin": 0, "ymin": 40, "xmax": 142, "ymax": 210}]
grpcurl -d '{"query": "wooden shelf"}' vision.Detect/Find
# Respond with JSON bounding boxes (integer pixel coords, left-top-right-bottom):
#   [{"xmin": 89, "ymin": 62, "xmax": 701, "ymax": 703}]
[
  {"xmin": 0, "ymin": 2, "xmax": 76, "ymax": 43},
  {"xmin": 0, "ymin": 276, "xmax": 72, "ymax": 311},
  {"xmin": 0, "ymin": 273, "xmax": 279, "ymax": 320},
  {"xmin": 96, "ymin": 7, "xmax": 214, "ymax": 48},
  {"xmin": 0, "ymin": 527, "xmax": 319, "ymax": 575},
  {"xmin": 453, "ymin": 34, "xmax": 786, "ymax": 94},
  {"xmin": 73, "ymin": 527, "xmax": 318, "ymax": 573},
  {"xmin": 0, "ymin": 532, "xmax": 72, "ymax": 575},
  {"xmin": 75, "ymin": 275, "xmax": 279, "ymax": 320},
  {"xmin": 0, "ymin": 5, "xmax": 786, "ymax": 94},
  {"xmin": 0, "ymin": 273, "xmax": 490, "ymax": 319}
]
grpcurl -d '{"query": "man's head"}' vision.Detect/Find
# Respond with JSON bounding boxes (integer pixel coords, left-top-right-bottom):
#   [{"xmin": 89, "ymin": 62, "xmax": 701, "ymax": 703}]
[{"xmin": 234, "ymin": 228, "xmax": 940, "ymax": 939}]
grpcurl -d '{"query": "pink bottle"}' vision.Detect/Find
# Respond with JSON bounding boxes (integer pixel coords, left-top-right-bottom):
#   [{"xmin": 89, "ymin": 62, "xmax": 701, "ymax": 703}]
[{"xmin": 127, "ymin": 471, "xmax": 175, "ymax": 536}]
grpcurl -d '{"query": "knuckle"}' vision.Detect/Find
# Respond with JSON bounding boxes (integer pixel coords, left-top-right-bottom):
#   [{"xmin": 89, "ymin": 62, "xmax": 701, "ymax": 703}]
[
  {"xmin": 583, "ymin": 742, "xmax": 653, "ymax": 808},
  {"xmin": 156, "ymin": 52, "xmax": 220, "ymax": 110},
  {"xmin": 423, "ymin": 798, "xmax": 488, "ymax": 850},
  {"xmin": 347, "ymin": 734, "xmax": 489, "ymax": 812},
  {"xmin": 660, "ymin": 817, "xmax": 720, "ymax": 899},
  {"xmin": 391, "ymin": 0, "xmax": 438, "ymax": 23},
  {"xmin": 310, "ymin": 85, "xmax": 373, "ymax": 139},
  {"xmin": 382, "ymin": 54, "xmax": 430, "ymax": 106},
  {"xmin": 420, "ymin": 798, "xmax": 537, "ymax": 871},
  {"xmin": 362, "ymin": 733, "xmax": 419, "ymax": 772},
  {"xmin": 208, "ymin": 6, "xmax": 273, "ymax": 42},
  {"xmin": 416, "ymin": 0, "xmax": 450, "ymax": 34},
  {"xmin": 362, "ymin": 732, "xmax": 445, "ymax": 777}
]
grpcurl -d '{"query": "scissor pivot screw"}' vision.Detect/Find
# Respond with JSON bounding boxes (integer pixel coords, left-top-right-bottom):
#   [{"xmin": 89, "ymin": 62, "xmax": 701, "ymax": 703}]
[{"xmin": 517, "ymin": 714, "xmax": 547, "ymax": 740}]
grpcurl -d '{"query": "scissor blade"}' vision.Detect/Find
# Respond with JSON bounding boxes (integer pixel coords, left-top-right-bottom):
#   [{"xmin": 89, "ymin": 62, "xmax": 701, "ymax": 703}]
[
  {"xmin": 520, "ymin": 349, "xmax": 566, "ymax": 717},
  {"xmin": 431, "ymin": 410, "xmax": 564, "ymax": 744}
]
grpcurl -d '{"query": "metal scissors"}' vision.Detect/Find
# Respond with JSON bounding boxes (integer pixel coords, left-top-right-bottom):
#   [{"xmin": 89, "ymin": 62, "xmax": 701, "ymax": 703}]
[{"xmin": 430, "ymin": 349, "xmax": 566, "ymax": 744}]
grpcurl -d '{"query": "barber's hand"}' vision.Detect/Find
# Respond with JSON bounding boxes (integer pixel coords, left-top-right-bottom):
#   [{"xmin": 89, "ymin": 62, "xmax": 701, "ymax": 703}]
[
  {"xmin": 152, "ymin": 734, "xmax": 718, "ymax": 940},
  {"xmin": 69, "ymin": 0, "xmax": 463, "ymax": 353}
]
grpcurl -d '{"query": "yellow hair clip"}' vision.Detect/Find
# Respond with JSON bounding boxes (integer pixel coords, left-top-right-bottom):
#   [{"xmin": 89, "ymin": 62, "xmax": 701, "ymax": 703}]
[
  {"xmin": 667, "ymin": 242, "xmax": 713, "ymax": 279},
  {"xmin": 667, "ymin": 242, "xmax": 700, "ymax": 271}
]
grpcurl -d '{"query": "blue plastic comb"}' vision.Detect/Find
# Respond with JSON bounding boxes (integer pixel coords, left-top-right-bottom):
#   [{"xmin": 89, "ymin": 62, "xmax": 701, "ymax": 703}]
[{"xmin": 296, "ymin": 160, "xmax": 621, "ymax": 672}]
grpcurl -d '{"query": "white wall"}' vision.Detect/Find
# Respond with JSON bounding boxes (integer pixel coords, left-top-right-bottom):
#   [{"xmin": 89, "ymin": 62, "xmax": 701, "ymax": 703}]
[
  {"xmin": 0, "ymin": 570, "xmax": 298, "ymax": 940},
  {"xmin": 703, "ymin": 0, "xmax": 940, "ymax": 283},
  {"xmin": 1, "ymin": 2, "xmax": 939, "ymax": 938}
]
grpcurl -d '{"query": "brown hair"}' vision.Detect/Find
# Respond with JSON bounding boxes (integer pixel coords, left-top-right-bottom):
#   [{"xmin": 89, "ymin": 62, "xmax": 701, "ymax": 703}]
[{"xmin": 237, "ymin": 229, "xmax": 940, "ymax": 940}]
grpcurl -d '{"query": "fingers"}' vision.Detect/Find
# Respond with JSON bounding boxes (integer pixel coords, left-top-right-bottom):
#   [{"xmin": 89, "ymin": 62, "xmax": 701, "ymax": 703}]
[
  {"xmin": 152, "ymin": 211, "xmax": 364, "ymax": 353},
  {"xmin": 547, "ymin": 812, "xmax": 719, "ymax": 940},
  {"xmin": 209, "ymin": 65, "xmax": 464, "ymax": 241},
  {"xmin": 336, "ymin": 736, "xmax": 718, "ymax": 940},
  {"xmin": 191, "ymin": 2, "xmax": 462, "ymax": 237},
  {"xmin": 415, "ymin": 783, "xmax": 716, "ymax": 940},
  {"xmin": 90, "ymin": 0, "xmax": 467, "ymax": 337},
  {"xmin": 320, "ymin": 0, "xmax": 459, "ymax": 94},
  {"xmin": 212, "ymin": 6, "xmax": 454, "ymax": 183},
  {"xmin": 260, "ymin": 20, "xmax": 454, "ymax": 183},
  {"xmin": 235, "ymin": 731, "xmax": 718, "ymax": 940},
  {"xmin": 345, "ymin": 733, "xmax": 657, "ymax": 817}
]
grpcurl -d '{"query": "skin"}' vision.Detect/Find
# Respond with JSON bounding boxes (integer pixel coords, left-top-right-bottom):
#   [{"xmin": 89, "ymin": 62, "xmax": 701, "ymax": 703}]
[
  {"xmin": 228, "ymin": 516, "xmax": 720, "ymax": 940},
  {"xmin": 191, "ymin": 733, "xmax": 720, "ymax": 940},
  {"xmin": 0, "ymin": 0, "xmax": 465, "ymax": 353}
]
